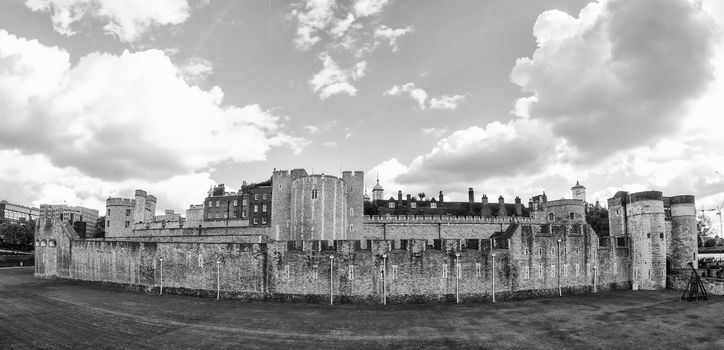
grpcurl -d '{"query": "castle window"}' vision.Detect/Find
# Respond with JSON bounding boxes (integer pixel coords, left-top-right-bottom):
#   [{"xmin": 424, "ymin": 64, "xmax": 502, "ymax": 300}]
[
  {"xmin": 107, "ymin": 209, "xmax": 111, "ymax": 215},
  {"xmin": 242, "ymin": 198, "xmax": 248, "ymax": 206},
  {"xmin": 231, "ymin": 212, "xmax": 237, "ymax": 219},
  {"xmin": 41, "ymin": 240, "xmax": 47, "ymax": 247},
  {"xmin": 660, "ymin": 232, "xmax": 664, "ymax": 239},
  {"xmin": 647, "ymin": 233, "xmax": 651, "ymax": 239},
  {"xmin": 430, "ymin": 203, "xmax": 437, "ymax": 209},
  {"xmin": 411, "ymin": 202, "xmax": 416, "ymax": 209},
  {"xmin": 564, "ymin": 264, "xmax": 568, "ymax": 278},
  {"xmin": 253, "ymin": 218, "xmax": 258, "ymax": 225},
  {"xmin": 263, "ymin": 193, "xmax": 268, "ymax": 200},
  {"xmin": 442, "ymin": 265, "xmax": 448, "ymax": 279},
  {"xmin": 223, "ymin": 213, "xmax": 228, "ymax": 219},
  {"xmin": 538, "ymin": 247, "xmax": 542, "ymax": 255},
  {"xmin": 388, "ymin": 202, "xmax": 395, "ymax": 208},
  {"xmin": 616, "ymin": 209, "xmax": 621, "ymax": 216},
  {"xmin": 242, "ymin": 210, "xmax": 247, "ymax": 218},
  {"xmin": 106, "ymin": 220, "xmax": 110, "ymax": 228},
  {"xmin": 312, "ymin": 265, "xmax": 318, "ymax": 279},
  {"xmin": 254, "ymin": 205, "xmax": 258, "ymax": 213},
  {"xmin": 548, "ymin": 213, "xmax": 555, "ymax": 222},
  {"xmin": 476, "ymin": 263, "xmax": 482, "ymax": 278},
  {"xmin": 617, "ymin": 237, "xmax": 626, "ymax": 247},
  {"xmin": 262, "ymin": 204, "xmax": 267, "ymax": 213},
  {"xmin": 569, "ymin": 212, "xmax": 574, "ymax": 220},
  {"xmin": 348, "ymin": 265, "xmax": 355, "ymax": 280},
  {"xmin": 538, "ymin": 265, "xmax": 543, "ymax": 279},
  {"xmin": 550, "ymin": 264, "xmax": 556, "ymax": 277},
  {"xmin": 575, "ymin": 264, "xmax": 580, "ymax": 277},
  {"xmin": 125, "ymin": 209, "xmax": 131, "ymax": 216},
  {"xmin": 215, "ymin": 200, "xmax": 220, "ymax": 207},
  {"xmin": 349, "ymin": 208, "xmax": 354, "ymax": 216},
  {"xmin": 523, "ymin": 265, "xmax": 530, "ymax": 280},
  {"xmin": 254, "ymin": 194, "xmax": 259, "ymax": 201},
  {"xmin": 125, "ymin": 221, "xmax": 130, "ymax": 228},
  {"xmin": 311, "ymin": 190, "xmax": 318, "ymax": 199},
  {"xmin": 214, "ymin": 213, "xmax": 219, "ymax": 219},
  {"xmin": 262, "ymin": 217, "xmax": 267, "ymax": 224},
  {"xmin": 35, "ymin": 240, "xmax": 39, "ymax": 247},
  {"xmin": 48, "ymin": 240, "xmax": 56, "ymax": 247},
  {"xmin": 285, "ymin": 265, "xmax": 290, "ymax": 279},
  {"xmin": 233, "ymin": 200, "xmax": 238, "ymax": 207}
]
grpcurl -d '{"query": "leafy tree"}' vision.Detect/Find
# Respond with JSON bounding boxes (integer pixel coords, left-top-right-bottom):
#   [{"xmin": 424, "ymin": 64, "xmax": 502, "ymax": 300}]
[
  {"xmin": 0, "ymin": 223, "xmax": 34, "ymax": 249},
  {"xmin": 586, "ymin": 205, "xmax": 609, "ymax": 236},
  {"xmin": 697, "ymin": 212, "xmax": 714, "ymax": 247},
  {"xmin": 95, "ymin": 216, "xmax": 106, "ymax": 238}
]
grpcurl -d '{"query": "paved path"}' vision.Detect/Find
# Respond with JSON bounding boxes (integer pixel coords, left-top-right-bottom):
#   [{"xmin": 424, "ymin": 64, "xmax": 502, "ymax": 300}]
[{"xmin": 2, "ymin": 267, "xmax": 724, "ymax": 349}]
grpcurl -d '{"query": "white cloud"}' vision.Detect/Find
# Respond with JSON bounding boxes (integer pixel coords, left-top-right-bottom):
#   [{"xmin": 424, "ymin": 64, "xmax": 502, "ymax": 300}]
[
  {"xmin": 309, "ymin": 53, "xmax": 367, "ymax": 99},
  {"xmin": 421, "ymin": 127, "xmax": 448, "ymax": 137},
  {"xmin": 374, "ymin": 25, "xmax": 414, "ymax": 51},
  {"xmin": 366, "ymin": 158, "xmax": 409, "ymax": 198},
  {"xmin": 429, "ymin": 94, "xmax": 468, "ymax": 110},
  {"xmin": 384, "ymin": 83, "xmax": 468, "ymax": 111},
  {"xmin": 322, "ymin": 141, "xmax": 338, "ymax": 148},
  {"xmin": 304, "ymin": 125, "xmax": 320, "ymax": 134},
  {"xmin": 0, "ymin": 29, "xmax": 303, "ymax": 182},
  {"xmin": 384, "ymin": 82, "xmax": 428, "ymax": 109},
  {"xmin": 25, "ymin": 0, "xmax": 193, "ymax": 43},
  {"xmin": 353, "ymin": 0, "xmax": 390, "ymax": 17},
  {"xmin": 510, "ymin": 0, "xmax": 718, "ymax": 160},
  {"xmin": 289, "ymin": 0, "xmax": 336, "ymax": 51},
  {"xmin": 0, "ymin": 150, "xmax": 214, "ymax": 214},
  {"xmin": 179, "ymin": 57, "xmax": 213, "ymax": 85}
]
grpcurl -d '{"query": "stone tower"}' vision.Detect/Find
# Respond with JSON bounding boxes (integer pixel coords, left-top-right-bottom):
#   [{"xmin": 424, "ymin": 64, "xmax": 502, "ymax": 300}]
[
  {"xmin": 372, "ymin": 175, "xmax": 384, "ymax": 201},
  {"xmin": 608, "ymin": 191, "xmax": 666, "ymax": 290},
  {"xmin": 571, "ymin": 181, "xmax": 586, "ymax": 202},
  {"xmin": 668, "ymin": 195, "xmax": 697, "ymax": 274}
]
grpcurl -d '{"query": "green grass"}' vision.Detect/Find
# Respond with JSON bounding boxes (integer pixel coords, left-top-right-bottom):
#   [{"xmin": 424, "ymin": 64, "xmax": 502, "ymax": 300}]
[{"xmin": 1, "ymin": 267, "xmax": 723, "ymax": 349}]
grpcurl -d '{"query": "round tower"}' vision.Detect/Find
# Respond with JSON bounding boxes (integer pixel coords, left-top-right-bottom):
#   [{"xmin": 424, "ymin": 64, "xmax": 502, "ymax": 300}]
[
  {"xmin": 133, "ymin": 189, "xmax": 147, "ymax": 224},
  {"xmin": 290, "ymin": 174, "xmax": 348, "ymax": 241},
  {"xmin": 571, "ymin": 181, "xmax": 586, "ymax": 202},
  {"xmin": 372, "ymin": 175, "xmax": 384, "ymax": 201},
  {"xmin": 628, "ymin": 191, "xmax": 666, "ymax": 290},
  {"xmin": 668, "ymin": 195, "xmax": 697, "ymax": 274}
]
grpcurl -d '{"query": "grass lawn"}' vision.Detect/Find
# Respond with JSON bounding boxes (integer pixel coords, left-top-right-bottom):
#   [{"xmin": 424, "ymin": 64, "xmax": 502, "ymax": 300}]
[{"xmin": 1, "ymin": 267, "xmax": 723, "ymax": 349}]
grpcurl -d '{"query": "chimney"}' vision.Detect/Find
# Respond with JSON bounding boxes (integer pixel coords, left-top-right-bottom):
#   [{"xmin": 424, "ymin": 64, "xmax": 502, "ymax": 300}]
[
  {"xmin": 528, "ymin": 200, "xmax": 534, "ymax": 210},
  {"xmin": 468, "ymin": 188, "xmax": 475, "ymax": 212},
  {"xmin": 497, "ymin": 195, "xmax": 507, "ymax": 217},
  {"xmin": 514, "ymin": 196, "xmax": 523, "ymax": 216},
  {"xmin": 542, "ymin": 191, "xmax": 547, "ymax": 203},
  {"xmin": 398, "ymin": 190, "xmax": 403, "ymax": 202},
  {"xmin": 439, "ymin": 191, "xmax": 444, "ymax": 203},
  {"xmin": 481, "ymin": 195, "xmax": 492, "ymax": 217},
  {"xmin": 406, "ymin": 194, "xmax": 411, "ymax": 203}
]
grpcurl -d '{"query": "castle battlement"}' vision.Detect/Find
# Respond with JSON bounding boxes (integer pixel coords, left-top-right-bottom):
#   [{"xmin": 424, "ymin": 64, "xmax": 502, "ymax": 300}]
[
  {"xmin": 363, "ymin": 215, "xmax": 537, "ymax": 224},
  {"xmin": 106, "ymin": 198, "xmax": 135, "ymax": 207}
]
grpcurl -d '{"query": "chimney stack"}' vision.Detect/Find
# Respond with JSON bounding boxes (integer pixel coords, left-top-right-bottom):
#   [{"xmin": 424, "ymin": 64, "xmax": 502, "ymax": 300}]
[
  {"xmin": 481, "ymin": 195, "xmax": 492, "ymax": 217},
  {"xmin": 468, "ymin": 188, "xmax": 474, "ymax": 212},
  {"xmin": 398, "ymin": 190, "xmax": 403, "ymax": 202},
  {"xmin": 497, "ymin": 195, "xmax": 507, "ymax": 217},
  {"xmin": 514, "ymin": 196, "xmax": 523, "ymax": 216}
]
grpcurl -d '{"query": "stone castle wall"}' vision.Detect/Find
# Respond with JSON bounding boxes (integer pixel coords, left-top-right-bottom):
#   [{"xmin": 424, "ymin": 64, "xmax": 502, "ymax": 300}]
[{"xmin": 35, "ymin": 219, "xmax": 631, "ymax": 303}]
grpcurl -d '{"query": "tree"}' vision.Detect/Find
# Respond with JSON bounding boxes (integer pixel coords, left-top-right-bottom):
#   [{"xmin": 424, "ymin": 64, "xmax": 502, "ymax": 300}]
[
  {"xmin": 95, "ymin": 216, "xmax": 106, "ymax": 238},
  {"xmin": 697, "ymin": 212, "xmax": 714, "ymax": 247},
  {"xmin": 0, "ymin": 223, "xmax": 34, "ymax": 249},
  {"xmin": 586, "ymin": 205, "xmax": 609, "ymax": 236}
]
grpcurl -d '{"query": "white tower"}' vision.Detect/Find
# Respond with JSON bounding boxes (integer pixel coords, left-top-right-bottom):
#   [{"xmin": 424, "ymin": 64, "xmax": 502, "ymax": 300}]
[
  {"xmin": 372, "ymin": 174, "xmax": 384, "ymax": 201},
  {"xmin": 571, "ymin": 181, "xmax": 586, "ymax": 202}
]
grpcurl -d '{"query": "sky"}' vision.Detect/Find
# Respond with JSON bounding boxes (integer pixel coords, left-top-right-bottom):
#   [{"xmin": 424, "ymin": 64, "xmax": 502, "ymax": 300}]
[{"xmin": 0, "ymin": 0, "xmax": 724, "ymax": 231}]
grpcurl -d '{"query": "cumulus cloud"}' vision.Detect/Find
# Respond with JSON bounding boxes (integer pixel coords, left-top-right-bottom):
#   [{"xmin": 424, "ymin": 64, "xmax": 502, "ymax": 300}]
[
  {"xmin": 510, "ymin": 0, "xmax": 718, "ymax": 160},
  {"xmin": 384, "ymin": 82, "xmax": 428, "ymax": 109},
  {"xmin": 384, "ymin": 82, "xmax": 468, "ymax": 111},
  {"xmin": 371, "ymin": 119, "xmax": 558, "ymax": 189},
  {"xmin": 309, "ymin": 53, "xmax": 367, "ymax": 99},
  {"xmin": 25, "ymin": 0, "xmax": 192, "ymax": 43},
  {"xmin": 0, "ymin": 150, "xmax": 214, "ymax": 213},
  {"xmin": 179, "ymin": 57, "xmax": 213, "ymax": 85},
  {"xmin": 289, "ymin": 0, "xmax": 413, "ymax": 98},
  {"xmin": 0, "ymin": 29, "xmax": 303, "ymax": 182},
  {"xmin": 429, "ymin": 94, "xmax": 468, "ymax": 110},
  {"xmin": 374, "ymin": 25, "xmax": 414, "ymax": 51}
]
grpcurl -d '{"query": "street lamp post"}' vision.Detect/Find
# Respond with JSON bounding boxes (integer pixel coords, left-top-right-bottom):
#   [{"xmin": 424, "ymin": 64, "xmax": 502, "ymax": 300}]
[
  {"xmin": 557, "ymin": 238, "xmax": 562, "ymax": 297},
  {"xmin": 216, "ymin": 258, "xmax": 221, "ymax": 300},
  {"xmin": 329, "ymin": 255, "xmax": 334, "ymax": 305},
  {"xmin": 159, "ymin": 257, "xmax": 164, "ymax": 295},
  {"xmin": 491, "ymin": 252, "xmax": 496, "ymax": 303},
  {"xmin": 455, "ymin": 252, "xmax": 460, "ymax": 304},
  {"xmin": 382, "ymin": 254, "xmax": 387, "ymax": 305}
]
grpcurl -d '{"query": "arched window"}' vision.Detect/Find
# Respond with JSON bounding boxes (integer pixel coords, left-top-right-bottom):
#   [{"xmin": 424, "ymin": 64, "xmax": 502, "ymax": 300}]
[
  {"xmin": 547, "ymin": 213, "xmax": 555, "ymax": 222},
  {"xmin": 40, "ymin": 240, "xmax": 47, "ymax": 247},
  {"xmin": 48, "ymin": 240, "xmax": 56, "ymax": 247}
]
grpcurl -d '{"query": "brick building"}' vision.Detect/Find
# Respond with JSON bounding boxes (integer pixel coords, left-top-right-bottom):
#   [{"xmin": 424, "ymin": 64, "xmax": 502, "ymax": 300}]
[{"xmin": 0, "ymin": 200, "xmax": 39, "ymax": 225}]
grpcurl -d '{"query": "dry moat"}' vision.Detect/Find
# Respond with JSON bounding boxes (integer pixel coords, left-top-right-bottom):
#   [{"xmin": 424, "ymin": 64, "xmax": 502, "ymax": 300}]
[{"xmin": 2, "ymin": 267, "xmax": 723, "ymax": 349}]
